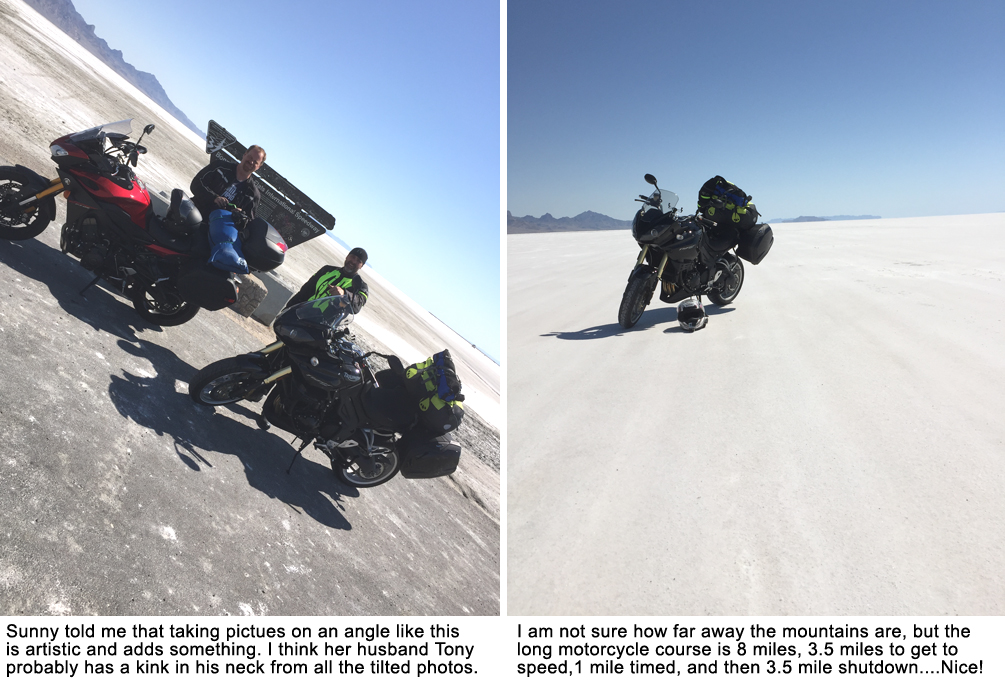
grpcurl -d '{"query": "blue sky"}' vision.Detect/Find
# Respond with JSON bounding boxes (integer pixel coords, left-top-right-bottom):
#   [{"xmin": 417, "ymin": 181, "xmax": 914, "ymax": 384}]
[
  {"xmin": 509, "ymin": 0, "xmax": 1004, "ymax": 221},
  {"xmin": 71, "ymin": 0, "xmax": 500, "ymax": 360}
]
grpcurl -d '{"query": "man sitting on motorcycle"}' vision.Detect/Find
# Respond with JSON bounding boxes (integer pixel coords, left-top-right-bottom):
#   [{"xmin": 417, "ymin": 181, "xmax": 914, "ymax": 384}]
[
  {"xmin": 285, "ymin": 247, "xmax": 370, "ymax": 314},
  {"xmin": 190, "ymin": 146, "xmax": 266, "ymax": 273}
]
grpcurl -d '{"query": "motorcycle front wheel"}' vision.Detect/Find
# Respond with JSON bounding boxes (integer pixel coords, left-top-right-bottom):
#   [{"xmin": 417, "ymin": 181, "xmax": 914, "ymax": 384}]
[
  {"xmin": 335, "ymin": 450, "xmax": 401, "ymax": 488},
  {"xmin": 132, "ymin": 281, "xmax": 200, "ymax": 326},
  {"xmin": 189, "ymin": 358, "xmax": 262, "ymax": 406},
  {"xmin": 707, "ymin": 257, "xmax": 744, "ymax": 306},
  {"xmin": 0, "ymin": 166, "xmax": 54, "ymax": 241},
  {"xmin": 617, "ymin": 271, "xmax": 656, "ymax": 329}
]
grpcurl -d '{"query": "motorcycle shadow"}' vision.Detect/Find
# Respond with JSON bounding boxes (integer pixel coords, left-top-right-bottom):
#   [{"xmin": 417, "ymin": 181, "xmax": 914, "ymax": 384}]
[
  {"xmin": 542, "ymin": 303, "xmax": 738, "ymax": 340},
  {"xmin": 0, "ymin": 236, "xmax": 161, "ymax": 339},
  {"xmin": 107, "ymin": 337, "xmax": 356, "ymax": 531},
  {"xmin": 542, "ymin": 304, "xmax": 681, "ymax": 340}
]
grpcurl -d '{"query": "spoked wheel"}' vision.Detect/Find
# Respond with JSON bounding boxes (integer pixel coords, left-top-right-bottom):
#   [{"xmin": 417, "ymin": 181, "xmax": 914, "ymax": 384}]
[
  {"xmin": 132, "ymin": 281, "xmax": 200, "ymax": 326},
  {"xmin": 335, "ymin": 449, "xmax": 401, "ymax": 488},
  {"xmin": 617, "ymin": 271, "xmax": 657, "ymax": 328},
  {"xmin": 0, "ymin": 166, "xmax": 54, "ymax": 241},
  {"xmin": 189, "ymin": 358, "xmax": 262, "ymax": 406},
  {"xmin": 707, "ymin": 257, "xmax": 744, "ymax": 306}
]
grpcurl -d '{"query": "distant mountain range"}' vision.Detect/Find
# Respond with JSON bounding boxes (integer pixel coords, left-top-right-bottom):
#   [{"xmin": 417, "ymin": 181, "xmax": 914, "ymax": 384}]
[
  {"xmin": 507, "ymin": 210, "xmax": 631, "ymax": 234},
  {"xmin": 769, "ymin": 215, "xmax": 881, "ymax": 223},
  {"xmin": 508, "ymin": 210, "xmax": 883, "ymax": 233},
  {"xmin": 23, "ymin": 0, "xmax": 205, "ymax": 138}
]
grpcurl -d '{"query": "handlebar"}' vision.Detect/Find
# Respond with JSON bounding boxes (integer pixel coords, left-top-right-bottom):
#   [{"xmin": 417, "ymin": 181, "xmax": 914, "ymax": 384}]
[
  {"xmin": 107, "ymin": 139, "xmax": 148, "ymax": 167},
  {"xmin": 222, "ymin": 201, "xmax": 250, "ymax": 222}
]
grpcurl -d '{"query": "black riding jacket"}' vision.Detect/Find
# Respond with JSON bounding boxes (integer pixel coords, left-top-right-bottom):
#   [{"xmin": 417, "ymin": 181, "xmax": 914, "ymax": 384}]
[
  {"xmin": 286, "ymin": 265, "xmax": 369, "ymax": 314},
  {"xmin": 190, "ymin": 160, "xmax": 260, "ymax": 221}
]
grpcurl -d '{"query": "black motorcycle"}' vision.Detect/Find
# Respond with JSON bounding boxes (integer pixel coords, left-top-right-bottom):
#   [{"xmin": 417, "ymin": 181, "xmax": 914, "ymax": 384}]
[
  {"xmin": 188, "ymin": 294, "xmax": 462, "ymax": 488},
  {"xmin": 617, "ymin": 174, "xmax": 773, "ymax": 328},
  {"xmin": 0, "ymin": 119, "xmax": 286, "ymax": 325}
]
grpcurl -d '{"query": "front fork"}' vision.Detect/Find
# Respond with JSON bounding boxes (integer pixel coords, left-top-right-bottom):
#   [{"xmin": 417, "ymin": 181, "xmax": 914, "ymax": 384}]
[
  {"xmin": 236, "ymin": 341, "xmax": 291, "ymax": 402},
  {"xmin": 14, "ymin": 177, "xmax": 64, "ymax": 214},
  {"xmin": 634, "ymin": 245, "xmax": 669, "ymax": 280},
  {"xmin": 256, "ymin": 340, "xmax": 292, "ymax": 383}
]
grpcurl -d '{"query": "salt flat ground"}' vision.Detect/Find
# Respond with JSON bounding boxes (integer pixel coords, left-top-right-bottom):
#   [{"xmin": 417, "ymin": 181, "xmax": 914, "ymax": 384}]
[
  {"xmin": 508, "ymin": 214, "xmax": 1005, "ymax": 615},
  {"xmin": 0, "ymin": 0, "xmax": 498, "ymax": 615}
]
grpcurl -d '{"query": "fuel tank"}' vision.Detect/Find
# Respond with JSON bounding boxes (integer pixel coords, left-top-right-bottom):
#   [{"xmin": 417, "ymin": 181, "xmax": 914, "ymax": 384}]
[{"xmin": 633, "ymin": 209, "xmax": 702, "ymax": 259}]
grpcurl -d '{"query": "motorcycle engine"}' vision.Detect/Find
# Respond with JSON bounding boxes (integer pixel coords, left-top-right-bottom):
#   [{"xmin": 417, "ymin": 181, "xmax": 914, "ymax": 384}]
[
  {"xmin": 62, "ymin": 216, "xmax": 99, "ymax": 259},
  {"xmin": 274, "ymin": 377, "xmax": 333, "ymax": 434},
  {"xmin": 682, "ymin": 265, "xmax": 703, "ymax": 292},
  {"xmin": 64, "ymin": 216, "xmax": 127, "ymax": 276}
]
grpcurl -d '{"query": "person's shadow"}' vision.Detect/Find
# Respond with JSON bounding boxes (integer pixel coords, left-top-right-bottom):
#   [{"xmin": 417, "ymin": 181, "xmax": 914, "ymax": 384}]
[{"xmin": 107, "ymin": 337, "xmax": 357, "ymax": 530}]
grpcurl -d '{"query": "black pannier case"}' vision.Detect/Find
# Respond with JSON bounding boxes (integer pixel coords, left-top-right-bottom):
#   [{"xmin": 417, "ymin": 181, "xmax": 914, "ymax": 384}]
[
  {"xmin": 243, "ymin": 218, "xmax": 287, "ymax": 272},
  {"xmin": 397, "ymin": 431, "xmax": 461, "ymax": 479},
  {"xmin": 177, "ymin": 263, "xmax": 239, "ymax": 310},
  {"xmin": 736, "ymin": 223, "xmax": 774, "ymax": 265}
]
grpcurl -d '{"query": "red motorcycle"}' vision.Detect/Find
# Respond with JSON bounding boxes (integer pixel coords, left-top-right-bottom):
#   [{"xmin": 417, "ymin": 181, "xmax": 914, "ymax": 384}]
[{"xmin": 0, "ymin": 119, "xmax": 287, "ymax": 325}]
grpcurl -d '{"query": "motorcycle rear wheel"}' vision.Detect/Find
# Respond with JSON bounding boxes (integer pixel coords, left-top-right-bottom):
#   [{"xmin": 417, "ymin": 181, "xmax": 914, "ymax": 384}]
[
  {"xmin": 0, "ymin": 166, "xmax": 54, "ymax": 241},
  {"xmin": 189, "ymin": 358, "xmax": 262, "ymax": 406},
  {"xmin": 335, "ymin": 450, "xmax": 401, "ymax": 488},
  {"xmin": 707, "ymin": 257, "xmax": 744, "ymax": 306},
  {"xmin": 617, "ymin": 271, "xmax": 656, "ymax": 329},
  {"xmin": 132, "ymin": 282, "xmax": 200, "ymax": 326}
]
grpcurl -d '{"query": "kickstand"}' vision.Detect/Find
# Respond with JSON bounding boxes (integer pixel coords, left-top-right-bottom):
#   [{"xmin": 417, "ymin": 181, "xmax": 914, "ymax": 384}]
[
  {"xmin": 79, "ymin": 275, "xmax": 101, "ymax": 298},
  {"xmin": 286, "ymin": 438, "xmax": 310, "ymax": 474}
]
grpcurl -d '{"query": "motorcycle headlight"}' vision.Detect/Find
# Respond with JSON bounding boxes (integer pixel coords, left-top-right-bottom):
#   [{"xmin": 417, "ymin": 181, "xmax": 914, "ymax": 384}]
[
  {"xmin": 276, "ymin": 325, "xmax": 316, "ymax": 344},
  {"xmin": 50, "ymin": 145, "xmax": 69, "ymax": 157}
]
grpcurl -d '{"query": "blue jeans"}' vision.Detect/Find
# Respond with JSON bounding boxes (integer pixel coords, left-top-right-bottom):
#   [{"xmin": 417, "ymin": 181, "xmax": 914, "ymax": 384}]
[{"xmin": 208, "ymin": 209, "xmax": 249, "ymax": 274}]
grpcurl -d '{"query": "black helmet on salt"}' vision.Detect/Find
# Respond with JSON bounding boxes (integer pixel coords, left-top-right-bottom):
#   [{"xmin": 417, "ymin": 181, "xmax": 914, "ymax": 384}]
[{"xmin": 677, "ymin": 297, "xmax": 708, "ymax": 332}]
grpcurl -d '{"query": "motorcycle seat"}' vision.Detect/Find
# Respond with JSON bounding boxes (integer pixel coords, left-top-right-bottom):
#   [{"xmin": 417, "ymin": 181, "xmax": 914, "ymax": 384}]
[
  {"xmin": 705, "ymin": 226, "xmax": 739, "ymax": 253},
  {"xmin": 147, "ymin": 214, "xmax": 211, "ymax": 258},
  {"xmin": 362, "ymin": 370, "xmax": 418, "ymax": 432}
]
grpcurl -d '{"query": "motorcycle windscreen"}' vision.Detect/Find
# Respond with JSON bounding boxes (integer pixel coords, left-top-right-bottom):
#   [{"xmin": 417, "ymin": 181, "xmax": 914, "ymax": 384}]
[
  {"xmin": 69, "ymin": 119, "xmax": 133, "ymax": 144},
  {"xmin": 272, "ymin": 294, "xmax": 354, "ymax": 344}
]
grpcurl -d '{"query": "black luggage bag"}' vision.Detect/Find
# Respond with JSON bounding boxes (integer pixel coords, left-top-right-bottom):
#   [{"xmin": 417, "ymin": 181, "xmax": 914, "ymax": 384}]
[
  {"xmin": 736, "ymin": 223, "xmax": 774, "ymax": 265},
  {"xmin": 397, "ymin": 431, "xmax": 461, "ymax": 479},
  {"xmin": 242, "ymin": 218, "xmax": 287, "ymax": 272},
  {"xmin": 698, "ymin": 176, "xmax": 759, "ymax": 232},
  {"xmin": 177, "ymin": 263, "xmax": 239, "ymax": 310}
]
